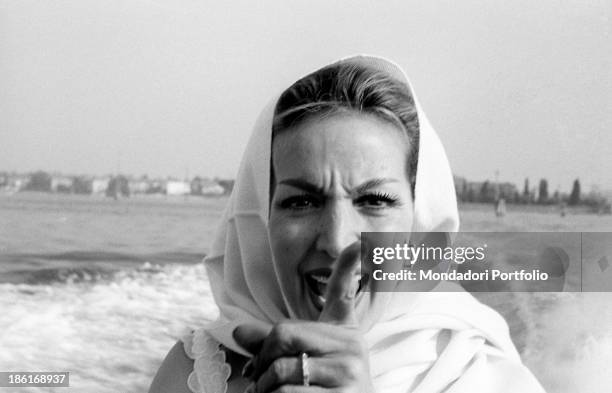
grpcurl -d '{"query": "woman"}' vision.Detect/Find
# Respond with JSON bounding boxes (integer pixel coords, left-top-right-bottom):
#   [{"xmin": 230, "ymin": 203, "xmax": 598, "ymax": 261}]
[{"xmin": 149, "ymin": 55, "xmax": 545, "ymax": 393}]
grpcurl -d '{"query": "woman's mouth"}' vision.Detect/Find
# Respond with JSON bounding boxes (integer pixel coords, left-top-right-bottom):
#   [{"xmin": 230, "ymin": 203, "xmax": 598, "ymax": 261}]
[{"xmin": 304, "ymin": 269, "xmax": 367, "ymax": 311}]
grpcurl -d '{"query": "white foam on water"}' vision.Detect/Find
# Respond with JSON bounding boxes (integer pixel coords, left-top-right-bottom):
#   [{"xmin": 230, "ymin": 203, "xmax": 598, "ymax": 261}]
[
  {"xmin": 3, "ymin": 264, "xmax": 612, "ymax": 393},
  {"xmin": 0, "ymin": 263, "xmax": 218, "ymax": 393},
  {"xmin": 517, "ymin": 292, "xmax": 612, "ymax": 393}
]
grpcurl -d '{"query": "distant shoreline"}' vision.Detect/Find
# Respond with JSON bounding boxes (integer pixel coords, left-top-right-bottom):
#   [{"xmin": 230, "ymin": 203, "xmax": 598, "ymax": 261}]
[
  {"xmin": 2, "ymin": 191, "xmax": 607, "ymax": 216},
  {"xmin": 0, "ymin": 190, "xmax": 228, "ymax": 204},
  {"xmin": 458, "ymin": 201, "xmax": 598, "ymax": 215}
]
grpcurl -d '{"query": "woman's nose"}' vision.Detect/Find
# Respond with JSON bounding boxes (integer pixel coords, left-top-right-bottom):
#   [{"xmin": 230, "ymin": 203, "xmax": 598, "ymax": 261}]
[{"xmin": 315, "ymin": 202, "xmax": 360, "ymax": 259}]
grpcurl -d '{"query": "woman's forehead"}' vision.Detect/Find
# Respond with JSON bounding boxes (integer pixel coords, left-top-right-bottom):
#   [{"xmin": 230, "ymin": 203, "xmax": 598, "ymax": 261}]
[
  {"xmin": 271, "ymin": 113, "xmax": 411, "ymax": 187},
  {"xmin": 272, "ymin": 111, "xmax": 409, "ymax": 150}
]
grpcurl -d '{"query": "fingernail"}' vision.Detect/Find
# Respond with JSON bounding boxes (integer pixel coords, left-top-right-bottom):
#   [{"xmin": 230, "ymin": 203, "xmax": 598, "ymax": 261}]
[
  {"xmin": 242, "ymin": 359, "xmax": 254, "ymax": 379},
  {"xmin": 245, "ymin": 382, "xmax": 256, "ymax": 393}
]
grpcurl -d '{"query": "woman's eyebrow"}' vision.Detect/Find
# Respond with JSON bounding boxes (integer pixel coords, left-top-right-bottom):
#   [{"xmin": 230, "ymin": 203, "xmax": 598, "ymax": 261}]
[
  {"xmin": 277, "ymin": 178, "xmax": 323, "ymax": 194},
  {"xmin": 278, "ymin": 178, "xmax": 398, "ymax": 195},
  {"xmin": 353, "ymin": 178, "xmax": 398, "ymax": 194}
]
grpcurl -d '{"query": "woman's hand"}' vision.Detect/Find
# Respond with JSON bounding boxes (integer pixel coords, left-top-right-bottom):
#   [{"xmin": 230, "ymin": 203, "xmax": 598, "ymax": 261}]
[{"xmin": 233, "ymin": 242, "xmax": 375, "ymax": 393}]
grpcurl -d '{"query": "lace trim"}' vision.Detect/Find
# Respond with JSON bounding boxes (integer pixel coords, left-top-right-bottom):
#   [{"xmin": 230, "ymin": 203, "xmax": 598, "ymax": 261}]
[{"xmin": 181, "ymin": 328, "xmax": 232, "ymax": 393}]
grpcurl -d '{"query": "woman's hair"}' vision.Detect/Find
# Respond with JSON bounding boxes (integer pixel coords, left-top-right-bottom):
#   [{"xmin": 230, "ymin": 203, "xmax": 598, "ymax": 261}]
[{"xmin": 272, "ymin": 63, "xmax": 420, "ymax": 195}]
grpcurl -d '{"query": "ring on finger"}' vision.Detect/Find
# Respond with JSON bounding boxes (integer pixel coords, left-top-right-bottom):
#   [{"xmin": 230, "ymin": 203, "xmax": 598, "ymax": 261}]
[{"xmin": 300, "ymin": 352, "xmax": 310, "ymax": 387}]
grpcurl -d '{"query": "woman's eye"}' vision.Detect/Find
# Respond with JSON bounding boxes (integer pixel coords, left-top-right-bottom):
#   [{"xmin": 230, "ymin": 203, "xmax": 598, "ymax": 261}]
[
  {"xmin": 278, "ymin": 195, "xmax": 320, "ymax": 210},
  {"xmin": 354, "ymin": 192, "xmax": 400, "ymax": 208}
]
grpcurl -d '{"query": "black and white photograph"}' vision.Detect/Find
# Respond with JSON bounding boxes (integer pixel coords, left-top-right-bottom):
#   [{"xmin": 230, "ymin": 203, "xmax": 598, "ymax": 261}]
[{"xmin": 1, "ymin": 1, "xmax": 611, "ymax": 392}]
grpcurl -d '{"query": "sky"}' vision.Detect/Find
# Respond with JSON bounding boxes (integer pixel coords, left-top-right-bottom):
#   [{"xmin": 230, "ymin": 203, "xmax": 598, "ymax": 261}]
[{"xmin": 1, "ymin": 0, "xmax": 610, "ymax": 193}]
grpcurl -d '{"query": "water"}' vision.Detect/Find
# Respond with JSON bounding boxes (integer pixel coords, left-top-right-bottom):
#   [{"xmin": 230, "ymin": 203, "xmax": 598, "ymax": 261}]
[
  {"xmin": 0, "ymin": 193, "xmax": 224, "ymax": 392},
  {"xmin": 0, "ymin": 192, "xmax": 224, "ymax": 283},
  {"xmin": 1, "ymin": 193, "xmax": 611, "ymax": 392}
]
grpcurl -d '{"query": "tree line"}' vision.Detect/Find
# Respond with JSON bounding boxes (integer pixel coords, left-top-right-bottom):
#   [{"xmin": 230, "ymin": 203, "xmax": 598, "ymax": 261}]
[{"xmin": 455, "ymin": 176, "xmax": 610, "ymax": 213}]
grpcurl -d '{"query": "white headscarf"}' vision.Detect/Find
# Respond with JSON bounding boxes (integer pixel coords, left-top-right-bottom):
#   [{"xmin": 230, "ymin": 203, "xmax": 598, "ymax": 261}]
[{"xmin": 203, "ymin": 55, "xmax": 545, "ymax": 393}]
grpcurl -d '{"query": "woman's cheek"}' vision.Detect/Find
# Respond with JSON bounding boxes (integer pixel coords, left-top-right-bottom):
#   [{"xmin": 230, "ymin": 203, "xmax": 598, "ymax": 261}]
[
  {"xmin": 366, "ymin": 212, "xmax": 412, "ymax": 233},
  {"xmin": 282, "ymin": 220, "xmax": 313, "ymax": 252},
  {"xmin": 271, "ymin": 217, "xmax": 315, "ymax": 266}
]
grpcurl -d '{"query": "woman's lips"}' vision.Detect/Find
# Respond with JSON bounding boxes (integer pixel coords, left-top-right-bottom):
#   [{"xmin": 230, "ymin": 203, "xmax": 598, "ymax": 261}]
[
  {"xmin": 304, "ymin": 269, "xmax": 366, "ymax": 311},
  {"xmin": 305, "ymin": 272, "xmax": 330, "ymax": 310}
]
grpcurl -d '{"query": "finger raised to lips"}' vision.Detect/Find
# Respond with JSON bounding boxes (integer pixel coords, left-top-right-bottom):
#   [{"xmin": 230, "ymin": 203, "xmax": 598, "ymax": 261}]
[{"xmin": 318, "ymin": 241, "xmax": 361, "ymax": 326}]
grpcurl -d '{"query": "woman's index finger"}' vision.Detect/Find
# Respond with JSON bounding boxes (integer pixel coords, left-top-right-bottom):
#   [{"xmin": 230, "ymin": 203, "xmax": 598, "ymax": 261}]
[{"xmin": 318, "ymin": 241, "xmax": 361, "ymax": 325}]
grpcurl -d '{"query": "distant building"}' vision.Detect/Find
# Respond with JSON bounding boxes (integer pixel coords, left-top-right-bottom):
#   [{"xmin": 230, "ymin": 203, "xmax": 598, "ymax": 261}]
[
  {"xmin": 51, "ymin": 176, "xmax": 74, "ymax": 193},
  {"xmin": 128, "ymin": 178, "xmax": 150, "ymax": 194},
  {"xmin": 0, "ymin": 174, "xmax": 28, "ymax": 192},
  {"xmin": 166, "ymin": 180, "xmax": 191, "ymax": 196},
  {"xmin": 191, "ymin": 177, "xmax": 225, "ymax": 196},
  {"xmin": 201, "ymin": 179, "xmax": 224, "ymax": 195},
  {"xmin": 146, "ymin": 179, "xmax": 166, "ymax": 194},
  {"xmin": 215, "ymin": 179, "xmax": 235, "ymax": 195},
  {"xmin": 12, "ymin": 176, "xmax": 27, "ymax": 191},
  {"xmin": 92, "ymin": 178, "xmax": 110, "ymax": 194}
]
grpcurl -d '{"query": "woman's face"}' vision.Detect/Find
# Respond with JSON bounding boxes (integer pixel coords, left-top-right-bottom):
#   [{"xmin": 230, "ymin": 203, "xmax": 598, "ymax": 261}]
[{"xmin": 269, "ymin": 112, "xmax": 415, "ymax": 321}]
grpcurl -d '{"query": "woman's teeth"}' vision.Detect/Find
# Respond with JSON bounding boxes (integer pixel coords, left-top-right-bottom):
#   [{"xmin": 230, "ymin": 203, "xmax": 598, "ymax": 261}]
[
  {"xmin": 306, "ymin": 273, "xmax": 363, "ymax": 307},
  {"xmin": 311, "ymin": 274, "xmax": 329, "ymax": 283},
  {"xmin": 311, "ymin": 274, "xmax": 329, "ymax": 300}
]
